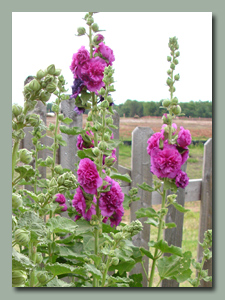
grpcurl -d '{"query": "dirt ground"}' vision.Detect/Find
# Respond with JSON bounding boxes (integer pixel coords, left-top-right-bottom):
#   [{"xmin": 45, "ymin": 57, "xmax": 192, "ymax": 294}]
[{"xmin": 47, "ymin": 114, "xmax": 212, "ymax": 140}]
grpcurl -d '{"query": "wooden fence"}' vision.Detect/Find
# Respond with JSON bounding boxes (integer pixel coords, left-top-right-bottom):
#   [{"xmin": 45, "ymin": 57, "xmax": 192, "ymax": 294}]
[{"xmin": 20, "ymin": 99, "xmax": 212, "ymax": 288}]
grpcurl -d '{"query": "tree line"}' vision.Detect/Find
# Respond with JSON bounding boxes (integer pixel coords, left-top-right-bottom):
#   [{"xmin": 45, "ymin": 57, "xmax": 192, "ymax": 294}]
[{"xmin": 114, "ymin": 99, "xmax": 212, "ymax": 118}]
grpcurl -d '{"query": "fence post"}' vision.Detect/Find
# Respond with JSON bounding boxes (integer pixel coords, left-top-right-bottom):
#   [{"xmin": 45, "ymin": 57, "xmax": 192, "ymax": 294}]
[
  {"xmin": 130, "ymin": 127, "xmax": 154, "ymax": 287},
  {"xmin": 161, "ymin": 161, "xmax": 187, "ymax": 287},
  {"xmin": 59, "ymin": 99, "xmax": 83, "ymax": 174},
  {"xmin": 197, "ymin": 138, "xmax": 212, "ymax": 287}
]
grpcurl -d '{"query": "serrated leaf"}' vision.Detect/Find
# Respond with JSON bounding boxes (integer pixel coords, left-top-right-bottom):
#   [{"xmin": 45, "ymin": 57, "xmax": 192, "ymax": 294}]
[
  {"xmin": 148, "ymin": 239, "xmax": 183, "ymax": 256},
  {"xmin": 14, "ymin": 165, "xmax": 35, "ymax": 180},
  {"xmin": 140, "ymin": 247, "xmax": 154, "ymax": 260},
  {"xmin": 163, "ymin": 180, "xmax": 178, "ymax": 193},
  {"xmin": 74, "ymin": 218, "xmax": 95, "ymax": 236},
  {"xmin": 157, "ymin": 251, "xmax": 192, "ymax": 283},
  {"xmin": 24, "ymin": 190, "xmax": 38, "ymax": 202},
  {"xmin": 110, "ymin": 172, "xmax": 132, "ymax": 183},
  {"xmin": 144, "ymin": 217, "xmax": 159, "ymax": 227},
  {"xmin": 58, "ymin": 139, "xmax": 67, "ymax": 147},
  {"xmin": 46, "ymin": 216, "xmax": 77, "ymax": 234},
  {"xmin": 12, "ymin": 248, "xmax": 35, "ymax": 270},
  {"xmin": 84, "ymin": 263, "xmax": 102, "ymax": 280},
  {"xmin": 77, "ymin": 148, "xmax": 96, "ymax": 160},
  {"xmin": 129, "ymin": 273, "xmax": 143, "ymax": 287},
  {"xmin": 110, "ymin": 260, "xmax": 136, "ymax": 275},
  {"xmin": 135, "ymin": 207, "xmax": 158, "ymax": 219},
  {"xmin": 62, "ymin": 117, "xmax": 73, "ymax": 125},
  {"xmin": 46, "ymin": 277, "xmax": 74, "ymax": 287},
  {"xmin": 80, "ymin": 90, "xmax": 91, "ymax": 103},
  {"xmin": 137, "ymin": 182, "xmax": 155, "ymax": 193},
  {"xmin": 123, "ymin": 194, "xmax": 131, "ymax": 210},
  {"xmin": 59, "ymin": 125, "xmax": 83, "ymax": 136},
  {"xmin": 172, "ymin": 202, "xmax": 190, "ymax": 213},
  {"xmin": 46, "ymin": 263, "xmax": 77, "ymax": 276}
]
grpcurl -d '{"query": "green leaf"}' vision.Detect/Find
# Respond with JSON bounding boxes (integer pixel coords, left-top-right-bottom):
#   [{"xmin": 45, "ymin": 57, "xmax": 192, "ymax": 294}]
[
  {"xmin": 114, "ymin": 248, "xmax": 134, "ymax": 262},
  {"xmin": 144, "ymin": 218, "xmax": 159, "ymax": 227},
  {"xmin": 24, "ymin": 190, "xmax": 38, "ymax": 202},
  {"xmin": 77, "ymin": 148, "xmax": 96, "ymax": 160},
  {"xmin": 12, "ymin": 248, "xmax": 35, "ymax": 270},
  {"xmin": 62, "ymin": 117, "xmax": 73, "ymax": 125},
  {"xmin": 58, "ymin": 139, "xmax": 67, "ymax": 147},
  {"xmin": 135, "ymin": 207, "xmax": 158, "ymax": 219},
  {"xmin": 84, "ymin": 263, "xmax": 102, "ymax": 280},
  {"xmin": 157, "ymin": 251, "xmax": 192, "ymax": 283},
  {"xmin": 148, "ymin": 239, "xmax": 183, "ymax": 256},
  {"xmin": 110, "ymin": 172, "xmax": 132, "ymax": 183},
  {"xmin": 74, "ymin": 218, "xmax": 95, "ymax": 236},
  {"xmin": 111, "ymin": 260, "xmax": 136, "ymax": 275},
  {"xmin": 163, "ymin": 180, "xmax": 178, "ymax": 193},
  {"xmin": 14, "ymin": 165, "xmax": 35, "ymax": 180},
  {"xmin": 137, "ymin": 182, "xmax": 155, "ymax": 193},
  {"xmin": 172, "ymin": 202, "xmax": 190, "ymax": 213},
  {"xmin": 46, "ymin": 263, "xmax": 78, "ymax": 276},
  {"xmin": 165, "ymin": 222, "xmax": 177, "ymax": 229},
  {"xmin": 46, "ymin": 216, "xmax": 77, "ymax": 234},
  {"xmin": 46, "ymin": 277, "xmax": 74, "ymax": 287},
  {"xmin": 80, "ymin": 90, "xmax": 91, "ymax": 104},
  {"xmin": 129, "ymin": 273, "xmax": 143, "ymax": 287},
  {"xmin": 59, "ymin": 125, "xmax": 83, "ymax": 136},
  {"xmin": 140, "ymin": 247, "xmax": 154, "ymax": 260},
  {"xmin": 58, "ymin": 246, "xmax": 86, "ymax": 261},
  {"xmin": 123, "ymin": 194, "xmax": 132, "ymax": 210}
]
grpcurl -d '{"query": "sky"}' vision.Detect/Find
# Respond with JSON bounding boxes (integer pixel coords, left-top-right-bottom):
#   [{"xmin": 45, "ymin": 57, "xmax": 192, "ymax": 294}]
[{"xmin": 12, "ymin": 12, "xmax": 212, "ymax": 107}]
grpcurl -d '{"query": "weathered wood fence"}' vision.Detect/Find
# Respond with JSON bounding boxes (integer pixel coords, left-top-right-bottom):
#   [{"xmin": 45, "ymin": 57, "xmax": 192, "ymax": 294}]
[{"xmin": 21, "ymin": 99, "xmax": 212, "ymax": 288}]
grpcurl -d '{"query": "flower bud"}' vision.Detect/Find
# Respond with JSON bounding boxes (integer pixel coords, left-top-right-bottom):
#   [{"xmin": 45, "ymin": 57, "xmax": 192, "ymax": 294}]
[
  {"xmin": 103, "ymin": 134, "xmax": 110, "ymax": 142},
  {"xmin": 162, "ymin": 99, "xmax": 171, "ymax": 108},
  {"xmin": 167, "ymin": 56, "xmax": 172, "ymax": 62},
  {"xmin": 46, "ymin": 156, "xmax": 54, "ymax": 166},
  {"xmin": 91, "ymin": 23, "xmax": 99, "ymax": 32},
  {"xmin": 86, "ymin": 16, "xmax": 94, "ymax": 25},
  {"xmin": 29, "ymin": 79, "xmax": 41, "ymax": 92},
  {"xmin": 100, "ymin": 100, "xmax": 109, "ymax": 108},
  {"xmin": 170, "ymin": 63, "xmax": 175, "ymax": 70},
  {"xmin": 57, "ymin": 175, "xmax": 64, "ymax": 186},
  {"xmin": 167, "ymin": 69, "xmax": 172, "ymax": 76},
  {"xmin": 12, "ymin": 270, "xmax": 27, "ymax": 287},
  {"xmin": 171, "ymin": 97, "xmax": 178, "ymax": 105},
  {"xmin": 37, "ymin": 193, "xmax": 46, "ymax": 204},
  {"xmin": 48, "ymin": 123, "xmax": 55, "ymax": 131},
  {"xmin": 166, "ymin": 77, "xmax": 173, "ymax": 86},
  {"xmin": 54, "ymin": 69, "xmax": 61, "ymax": 76},
  {"xmin": 35, "ymin": 252, "xmax": 43, "ymax": 264},
  {"xmin": 98, "ymin": 141, "xmax": 108, "ymax": 151},
  {"xmin": 12, "ymin": 128, "xmax": 25, "ymax": 140},
  {"xmin": 173, "ymin": 59, "xmax": 179, "ymax": 65},
  {"xmin": 51, "ymin": 104, "xmax": 59, "ymax": 113},
  {"xmin": 46, "ymin": 82, "xmax": 57, "ymax": 93},
  {"xmin": 111, "ymin": 257, "xmax": 119, "ymax": 265},
  {"xmin": 12, "ymin": 104, "xmax": 23, "ymax": 117},
  {"xmin": 99, "ymin": 87, "xmax": 105, "ymax": 96},
  {"xmin": 106, "ymin": 116, "xmax": 113, "ymax": 126},
  {"xmin": 77, "ymin": 27, "xmax": 86, "ymax": 36},
  {"xmin": 47, "ymin": 64, "xmax": 56, "ymax": 75},
  {"xmin": 49, "ymin": 177, "xmax": 57, "ymax": 187},
  {"xmin": 19, "ymin": 149, "xmax": 33, "ymax": 164},
  {"xmin": 37, "ymin": 271, "xmax": 48, "ymax": 284},
  {"xmin": 16, "ymin": 114, "xmax": 25, "ymax": 124},
  {"xmin": 54, "ymin": 165, "xmax": 63, "ymax": 175},
  {"xmin": 162, "ymin": 113, "xmax": 172, "ymax": 125},
  {"xmin": 92, "ymin": 147, "xmax": 100, "ymax": 156},
  {"xmin": 12, "ymin": 121, "xmax": 18, "ymax": 130},
  {"xmin": 14, "ymin": 229, "xmax": 30, "ymax": 246},
  {"xmin": 12, "ymin": 215, "xmax": 17, "ymax": 231},
  {"xmin": 12, "ymin": 193, "xmax": 23, "ymax": 209},
  {"xmin": 104, "ymin": 156, "xmax": 115, "ymax": 167},
  {"xmin": 40, "ymin": 91, "xmax": 51, "ymax": 102},
  {"xmin": 93, "ymin": 34, "xmax": 104, "ymax": 44},
  {"xmin": 26, "ymin": 114, "xmax": 40, "ymax": 127},
  {"xmin": 36, "ymin": 69, "xmax": 46, "ymax": 79},
  {"xmin": 174, "ymin": 74, "xmax": 180, "ymax": 81},
  {"xmin": 172, "ymin": 105, "xmax": 181, "ymax": 115},
  {"xmin": 175, "ymin": 51, "xmax": 180, "ymax": 57}
]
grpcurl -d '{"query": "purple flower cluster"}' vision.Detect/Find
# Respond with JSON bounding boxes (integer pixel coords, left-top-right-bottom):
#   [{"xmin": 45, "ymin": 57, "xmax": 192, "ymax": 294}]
[
  {"xmin": 55, "ymin": 194, "xmax": 67, "ymax": 212},
  {"xmin": 147, "ymin": 125, "xmax": 192, "ymax": 188},
  {"xmin": 72, "ymin": 158, "xmax": 124, "ymax": 227},
  {"xmin": 70, "ymin": 40, "xmax": 115, "ymax": 96}
]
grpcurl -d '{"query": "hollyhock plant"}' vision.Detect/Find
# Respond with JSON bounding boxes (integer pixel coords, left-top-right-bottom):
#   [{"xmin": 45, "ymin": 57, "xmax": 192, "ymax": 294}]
[
  {"xmin": 150, "ymin": 142, "xmax": 183, "ymax": 179},
  {"xmin": 175, "ymin": 169, "xmax": 189, "ymax": 188},
  {"xmin": 77, "ymin": 158, "xmax": 103, "ymax": 194},
  {"xmin": 147, "ymin": 132, "xmax": 164, "ymax": 156},
  {"xmin": 103, "ymin": 206, "xmax": 124, "ymax": 227},
  {"xmin": 76, "ymin": 131, "xmax": 94, "ymax": 150},
  {"xmin": 55, "ymin": 193, "xmax": 66, "ymax": 204},
  {"xmin": 72, "ymin": 187, "xmax": 96, "ymax": 221},
  {"xmin": 70, "ymin": 46, "xmax": 90, "ymax": 78}
]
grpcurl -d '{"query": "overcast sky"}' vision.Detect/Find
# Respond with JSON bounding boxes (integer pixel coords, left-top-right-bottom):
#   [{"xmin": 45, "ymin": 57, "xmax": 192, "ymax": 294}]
[{"xmin": 12, "ymin": 12, "xmax": 212, "ymax": 107}]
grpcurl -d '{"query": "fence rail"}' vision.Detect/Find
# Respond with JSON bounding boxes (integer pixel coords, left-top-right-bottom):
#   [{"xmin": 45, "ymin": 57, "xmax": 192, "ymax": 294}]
[{"xmin": 20, "ymin": 99, "xmax": 212, "ymax": 288}]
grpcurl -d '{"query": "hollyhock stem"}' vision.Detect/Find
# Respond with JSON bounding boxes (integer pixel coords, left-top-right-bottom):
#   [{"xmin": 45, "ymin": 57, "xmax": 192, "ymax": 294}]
[
  {"xmin": 149, "ymin": 188, "xmax": 166, "ymax": 287},
  {"xmin": 34, "ymin": 145, "xmax": 38, "ymax": 194},
  {"xmin": 52, "ymin": 111, "xmax": 59, "ymax": 177}
]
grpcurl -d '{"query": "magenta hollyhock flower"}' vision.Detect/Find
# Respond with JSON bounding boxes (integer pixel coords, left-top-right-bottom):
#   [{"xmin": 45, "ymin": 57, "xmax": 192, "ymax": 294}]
[
  {"xmin": 59, "ymin": 203, "xmax": 68, "ymax": 212},
  {"xmin": 147, "ymin": 132, "xmax": 164, "ymax": 156},
  {"xmin": 77, "ymin": 158, "xmax": 103, "ymax": 194},
  {"xmin": 55, "ymin": 193, "xmax": 66, "ymax": 204},
  {"xmin": 79, "ymin": 57, "xmax": 107, "ymax": 93},
  {"xmin": 175, "ymin": 170, "xmax": 189, "ymax": 188},
  {"xmin": 72, "ymin": 187, "xmax": 96, "ymax": 221},
  {"xmin": 99, "ymin": 176, "xmax": 124, "ymax": 218},
  {"xmin": 150, "ymin": 143, "xmax": 182, "ymax": 179},
  {"xmin": 177, "ymin": 126, "xmax": 192, "ymax": 148},
  {"xmin": 180, "ymin": 147, "xmax": 189, "ymax": 165},
  {"xmin": 96, "ymin": 34, "xmax": 104, "ymax": 42},
  {"xmin": 76, "ymin": 131, "xmax": 94, "ymax": 150},
  {"xmin": 94, "ymin": 42, "xmax": 115, "ymax": 66},
  {"xmin": 109, "ymin": 206, "xmax": 124, "ymax": 227},
  {"xmin": 70, "ymin": 46, "xmax": 90, "ymax": 78}
]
